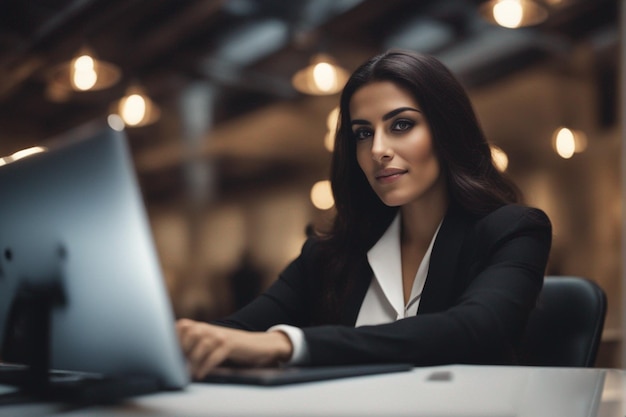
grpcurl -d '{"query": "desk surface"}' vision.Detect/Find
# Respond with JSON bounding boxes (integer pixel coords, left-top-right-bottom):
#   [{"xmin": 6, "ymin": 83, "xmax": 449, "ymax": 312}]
[{"xmin": 2, "ymin": 365, "xmax": 624, "ymax": 417}]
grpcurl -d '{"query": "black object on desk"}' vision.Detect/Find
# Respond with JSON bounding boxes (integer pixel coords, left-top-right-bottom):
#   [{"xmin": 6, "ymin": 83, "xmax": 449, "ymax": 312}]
[
  {"xmin": 0, "ymin": 365, "xmax": 159, "ymax": 405},
  {"xmin": 202, "ymin": 363, "xmax": 414, "ymax": 386}
]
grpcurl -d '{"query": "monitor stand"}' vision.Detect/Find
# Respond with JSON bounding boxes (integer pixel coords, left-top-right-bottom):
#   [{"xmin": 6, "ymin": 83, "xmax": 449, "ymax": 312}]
[{"xmin": 1, "ymin": 281, "xmax": 159, "ymax": 405}]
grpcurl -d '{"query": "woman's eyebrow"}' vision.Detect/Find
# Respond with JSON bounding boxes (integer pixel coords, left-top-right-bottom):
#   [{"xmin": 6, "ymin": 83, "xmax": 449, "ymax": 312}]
[
  {"xmin": 350, "ymin": 119, "xmax": 370, "ymax": 126},
  {"xmin": 382, "ymin": 107, "xmax": 421, "ymax": 121},
  {"xmin": 350, "ymin": 107, "xmax": 421, "ymax": 126}
]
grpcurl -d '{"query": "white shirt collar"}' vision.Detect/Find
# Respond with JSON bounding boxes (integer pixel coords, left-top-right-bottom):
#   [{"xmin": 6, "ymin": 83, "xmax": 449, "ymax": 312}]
[
  {"xmin": 366, "ymin": 215, "xmax": 405, "ymax": 317},
  {"xmin": 357, "ymin": 213, "xmax": 442, "ymax": 325}
]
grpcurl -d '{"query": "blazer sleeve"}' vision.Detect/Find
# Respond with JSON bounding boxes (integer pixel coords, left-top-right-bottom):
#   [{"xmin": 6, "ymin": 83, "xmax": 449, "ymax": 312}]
[
  {"xmin": 213, "ymin": 238, "xmax": 317, "ymax": 331},
  {"xmin": 301, "ymin": 206, "xmax": 552, "ymax": 366}
]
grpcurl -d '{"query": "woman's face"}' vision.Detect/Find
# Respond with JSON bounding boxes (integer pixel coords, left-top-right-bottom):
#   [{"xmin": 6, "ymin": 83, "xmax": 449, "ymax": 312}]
[{"xmin": 350, "ymin": 81, "xmax": 444, "ymax": 208}]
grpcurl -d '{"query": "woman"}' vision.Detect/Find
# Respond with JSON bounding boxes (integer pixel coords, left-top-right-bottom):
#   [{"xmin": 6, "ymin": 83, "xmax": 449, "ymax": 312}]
[{"xmin": 177, "ymin": 50, "xmax": 552, "ymax": 380}]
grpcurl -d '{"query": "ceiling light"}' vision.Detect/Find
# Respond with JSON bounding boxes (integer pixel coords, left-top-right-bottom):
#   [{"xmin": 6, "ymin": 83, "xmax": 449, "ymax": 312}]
[
  {"xmin": 324, "ymin": 106, "xmax": 339, "ymax": 152},
  {"xmin": 47, "ymin": 47, "xmax": 121, "ymax": 93},
  {"xmin": 113, "ymin": 86, "xmax": 161, "ymax": 128},
  {"xmin": 310, "ymin": 180, "xmax": 334, "ymax": 210},
  {"xmin": 292, "ymin": 54, "xmax": 349, "ymax": 96},
  {"xmin": 479, "ymin": 0, "xmax": 549, "ymax": 29},
  {"xmin": 490, "ymin": 145, "xmax": 509, "ymax": 171},
  {"xmin": 552, "ymin": 127, "xmax": 587, "ymax": 159},
  {"xmin": 327, "ymin": 106, "xmax": 339, "ymax": 131}
]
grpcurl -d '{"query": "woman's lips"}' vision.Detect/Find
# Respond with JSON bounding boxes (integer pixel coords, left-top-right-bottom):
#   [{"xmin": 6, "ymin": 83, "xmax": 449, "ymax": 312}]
[{"xmin": 375, "ymin": 168, "xmax": 407, "ymax": 184}]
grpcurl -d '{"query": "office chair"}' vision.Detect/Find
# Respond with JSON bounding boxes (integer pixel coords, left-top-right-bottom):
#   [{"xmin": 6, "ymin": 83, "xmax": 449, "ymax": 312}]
[{"xmin": 518, "ymin": 276, "xmax": 607, "ymax": 367}]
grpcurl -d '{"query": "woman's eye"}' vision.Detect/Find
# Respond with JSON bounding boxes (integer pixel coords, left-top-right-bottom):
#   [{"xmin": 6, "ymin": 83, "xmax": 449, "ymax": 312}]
[
  {"xmin": 353, "ymin": 128, "xmax": 372, "ymax": 140},
  {"xmin": 392, "ymin": 119, "xmax": 414, "ymax": 132}
]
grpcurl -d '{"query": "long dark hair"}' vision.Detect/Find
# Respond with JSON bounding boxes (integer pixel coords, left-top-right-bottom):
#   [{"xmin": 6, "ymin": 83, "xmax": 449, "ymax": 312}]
[{"xmin": 312, "ymin": 50, "xmax": 520, "ymax": 322}]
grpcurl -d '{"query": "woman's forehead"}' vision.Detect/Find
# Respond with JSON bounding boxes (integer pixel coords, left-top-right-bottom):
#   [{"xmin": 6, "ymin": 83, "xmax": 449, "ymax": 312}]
[{"xmin": 348, "ymin": 81, "xmax": 420, "ymax": 119}]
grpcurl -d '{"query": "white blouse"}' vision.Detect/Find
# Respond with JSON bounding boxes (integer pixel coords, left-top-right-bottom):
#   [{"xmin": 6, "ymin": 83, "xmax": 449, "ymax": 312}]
[
  {"xmin": 270, "ymin": 214, "xmax": 441, "ymax": 364},
  {"xmin": 356, "ymin": 214, "xmax": 440, "ymax": 326}
]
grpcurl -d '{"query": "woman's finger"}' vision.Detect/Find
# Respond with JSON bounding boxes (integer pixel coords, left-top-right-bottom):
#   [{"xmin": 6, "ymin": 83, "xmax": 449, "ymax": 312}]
[
  {"xmin": 195, "ymin": 345, "xmax": 230, "ymax": 380},
  {"xmin": 187, "ymin": 335, "xmax": 213, "ymax": 369},
  {"xmin": 176, "ymin": 319, "xmax": 201, "ymax": 355}
]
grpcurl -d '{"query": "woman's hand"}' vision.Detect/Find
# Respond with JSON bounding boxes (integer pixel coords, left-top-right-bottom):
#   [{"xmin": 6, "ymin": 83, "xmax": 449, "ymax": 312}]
[{"xmin": 176, "ymin": 318, "xmax": 293, "ymax": 380}]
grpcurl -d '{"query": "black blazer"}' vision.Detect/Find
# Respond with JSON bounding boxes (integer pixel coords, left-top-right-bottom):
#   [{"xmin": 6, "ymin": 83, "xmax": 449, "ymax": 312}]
[{"xmin": 217, "ymin": 204, "xmax": 552, "ymax": 367}]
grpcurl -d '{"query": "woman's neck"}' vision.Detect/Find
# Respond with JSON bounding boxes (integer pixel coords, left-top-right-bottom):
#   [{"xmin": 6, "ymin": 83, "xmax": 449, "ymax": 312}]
[{"xmin": 400, "ymin": 184, "xmax": 448, "ymax": 246}]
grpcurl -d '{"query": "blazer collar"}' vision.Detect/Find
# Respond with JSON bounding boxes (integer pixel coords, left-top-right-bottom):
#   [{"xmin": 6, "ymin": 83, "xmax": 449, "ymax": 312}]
[
  {"xmin": 418, "ymin": 205, "xmax": 473, "ymax": 314},
  {"xmin": 340, "ymin": 259, "xmax": 372, "ymax": 326}
]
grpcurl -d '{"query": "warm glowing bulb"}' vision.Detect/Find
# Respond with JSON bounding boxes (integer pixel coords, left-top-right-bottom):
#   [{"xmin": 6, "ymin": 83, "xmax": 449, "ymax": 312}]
[
  {"xmin": 555, "ymin": 127, "xmax": 575, "ymax": 159},
  {"xmin": 324, "ymin": 131, "xmax": 335, "ymax": 152},
  {"xmin": 71, "ymin": 54, "xmax": 98, "ymax": 90},
  {"xmin": 493, "ymin": 0, "xmax": 524, "ymax": 28},
  {"xmin": 324, "ymin": 106, "xmax": 339, "ymax": 152},
  {"xmin": 313, "ymin": 62, "xmax": 336, "ymax": 92},
  {"xmin": 75, "ymin": 55, "xmax": 94, "ymax": 70},
  {"xmin": 121, "ymin": 94, "xmax": 147, "ymax": 126},
  {"xmin": 292, "ymin": 55, "xmax": 348, "ymax": 95},
  {"xmin": 490, "ymin": 145, "xmax": 509, "ymax": 172},
  {"xmin": 310, "ymin": 180, "xmax": 334, "ymax": 210},
  {"xmin": 326, "ymin": 107, "xmax": 339, "ymax": 131}
]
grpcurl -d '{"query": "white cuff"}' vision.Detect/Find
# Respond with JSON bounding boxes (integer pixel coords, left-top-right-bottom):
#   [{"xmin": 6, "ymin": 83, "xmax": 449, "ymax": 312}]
[{"xmin": 268, "ymin": 324, "xmax": 310, "ymax": 365}]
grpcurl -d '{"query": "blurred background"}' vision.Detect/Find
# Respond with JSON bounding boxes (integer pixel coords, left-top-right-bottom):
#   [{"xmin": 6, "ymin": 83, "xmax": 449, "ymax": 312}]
[{"xmin": 0, "ymin": 0, "xmax": 622, "ymax": 367}]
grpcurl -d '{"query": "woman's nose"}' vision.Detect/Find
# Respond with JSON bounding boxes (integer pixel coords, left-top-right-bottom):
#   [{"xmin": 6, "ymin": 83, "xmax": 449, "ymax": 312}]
[{"xmin": 371, "ymin": 131, "xmax": 393, "ymax": 162}]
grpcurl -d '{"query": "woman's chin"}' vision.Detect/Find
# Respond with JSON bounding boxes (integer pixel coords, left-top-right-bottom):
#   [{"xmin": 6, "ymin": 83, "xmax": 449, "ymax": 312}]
[{"xmin": 378, "ymin": 195, "xmax": 406, "ymax": 208}]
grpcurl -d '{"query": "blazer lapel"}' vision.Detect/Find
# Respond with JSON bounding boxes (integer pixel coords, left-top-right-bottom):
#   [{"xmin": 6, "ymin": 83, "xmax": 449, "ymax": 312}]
[
  {"xmin": 339, "ymin": 260, "xmax": 372, "ymax": 326},
  {"xmin": 418, "ymin": 206, "xmax": 473, "ymax": 314}
]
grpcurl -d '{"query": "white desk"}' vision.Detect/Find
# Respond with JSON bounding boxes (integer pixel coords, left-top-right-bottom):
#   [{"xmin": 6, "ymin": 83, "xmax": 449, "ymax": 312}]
[{"xmin": 2, "ymin": 365, "xmax": 624, "ymax": 417}]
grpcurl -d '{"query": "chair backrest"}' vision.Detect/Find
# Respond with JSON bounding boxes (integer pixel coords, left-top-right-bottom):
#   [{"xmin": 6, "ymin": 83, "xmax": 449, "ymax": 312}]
[{"xmin": 519, "ymin": 276, "xmax": 607, "ymax": 367}]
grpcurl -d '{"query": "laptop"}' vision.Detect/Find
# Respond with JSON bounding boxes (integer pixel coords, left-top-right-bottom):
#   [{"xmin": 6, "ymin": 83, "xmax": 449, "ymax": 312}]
[{"xmin": 0, "ymin": 124, "xmax": 188, "ymax": 402}]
